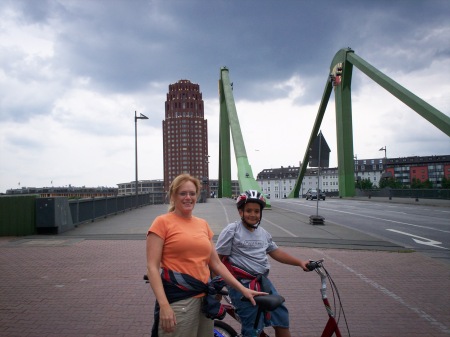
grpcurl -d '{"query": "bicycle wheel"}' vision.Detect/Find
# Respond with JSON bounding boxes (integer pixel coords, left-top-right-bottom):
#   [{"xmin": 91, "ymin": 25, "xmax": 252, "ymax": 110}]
[{"xmin": 213, "ymin": 320, "xmax": 238, "ymax": 337}]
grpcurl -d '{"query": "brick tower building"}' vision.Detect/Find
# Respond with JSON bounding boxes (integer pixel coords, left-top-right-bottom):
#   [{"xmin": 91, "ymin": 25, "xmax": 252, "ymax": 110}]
[{"xmin": 163, "ymin": 79, "xmax": 209, "ymax": 194}]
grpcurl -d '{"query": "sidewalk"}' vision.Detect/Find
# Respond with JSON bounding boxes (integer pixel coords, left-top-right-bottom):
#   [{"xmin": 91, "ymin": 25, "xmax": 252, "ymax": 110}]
[
  {"xmin": 1, "ymin": 240, "xmax": 449, "ymax": 337},
  {"xmin": 0, "ymin": 199, "xmax": 449, "ymax": 336}
]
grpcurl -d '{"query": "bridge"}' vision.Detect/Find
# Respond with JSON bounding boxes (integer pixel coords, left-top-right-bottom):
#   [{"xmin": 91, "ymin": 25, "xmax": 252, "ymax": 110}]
[
  {"xmin": 217, "ymin": 48, "xmax": 450, "ymax": 200},
  {"xmin": 50, "ymin": 197, "xmax": 409, "ymax": 251}
]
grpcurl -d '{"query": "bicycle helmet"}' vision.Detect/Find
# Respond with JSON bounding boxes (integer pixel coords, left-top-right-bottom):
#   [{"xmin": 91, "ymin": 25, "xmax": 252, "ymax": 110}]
[{"xmin": 236, "ymin": 190, "xmax": 266, "ymax": 210}]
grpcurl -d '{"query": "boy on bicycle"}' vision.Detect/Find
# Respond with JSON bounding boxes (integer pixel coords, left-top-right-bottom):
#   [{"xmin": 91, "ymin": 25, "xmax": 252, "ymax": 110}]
[{"xmin": 216, "ymin": 190, "xmax": 310, "ymax": 337}]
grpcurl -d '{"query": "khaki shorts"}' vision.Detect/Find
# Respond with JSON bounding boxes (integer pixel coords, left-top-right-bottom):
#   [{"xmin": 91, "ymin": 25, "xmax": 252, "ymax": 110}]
[{"xmin": 158, "ymin": 296, "xmax": 213, "ymax": 337}]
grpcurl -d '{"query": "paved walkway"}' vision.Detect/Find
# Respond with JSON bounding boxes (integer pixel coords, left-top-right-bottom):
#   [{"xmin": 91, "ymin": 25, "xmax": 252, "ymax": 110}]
[{"xmin": 1, "ymin": 198, "xmax": 449, "ymax": 336}]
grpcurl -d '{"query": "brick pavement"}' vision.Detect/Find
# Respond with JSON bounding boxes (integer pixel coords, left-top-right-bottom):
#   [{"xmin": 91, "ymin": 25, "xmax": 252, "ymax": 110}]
[
  {"xmin": 1, "ymin": 238, "xmax": 449, "ymax": 337},
  {"xmin": 1, "ymin": 198, "xmax": 449, "ymax": 336}
]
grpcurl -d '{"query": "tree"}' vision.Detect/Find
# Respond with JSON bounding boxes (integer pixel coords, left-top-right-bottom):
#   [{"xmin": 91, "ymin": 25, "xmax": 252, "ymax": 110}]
[
  {"xmin": 411, "ymin": 178, "xmax": 433, "ymax": 189},
  {"xmin": 411, "ymin": 178, "xmax": 424, "ymax": 189},
  {"xmin": 423, "ymin": 179, "xmax": 433, "ymax": 189},
  {"xmin": 379, "ymin": 177, "xmax": 402, "ymax": 189},
  {"xmin": 360, "ymin": 178, "xmax": 374, "ymax": 190},
  {"xmin": 442, "ymin": 177, "xmax": 450, "ymax": 189}
]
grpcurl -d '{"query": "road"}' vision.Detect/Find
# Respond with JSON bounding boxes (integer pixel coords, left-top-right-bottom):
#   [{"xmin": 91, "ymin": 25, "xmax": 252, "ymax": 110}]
[{"xmin": 269, "ymin": 198, "xmax": 450, "ymax": 263}]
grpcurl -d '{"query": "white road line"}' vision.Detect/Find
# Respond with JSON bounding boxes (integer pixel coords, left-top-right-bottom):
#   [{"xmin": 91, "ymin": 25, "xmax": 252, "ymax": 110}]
[
  {"xmin": 263, "ymin": 218, "xmax": 298, "ymax": 237},
  {"xmin": 386, "ymin": 229, "xmax": 449, "ymax": 250},
  {"xmin": 217, "ymin": 198, "xmax": 230, "ymax": 224},
  {"xmin": 277, "ymin": 201, "xmax": 450, "ymax": 234}
]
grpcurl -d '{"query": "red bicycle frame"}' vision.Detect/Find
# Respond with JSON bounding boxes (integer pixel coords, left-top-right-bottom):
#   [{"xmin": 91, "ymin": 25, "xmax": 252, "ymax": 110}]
[{"xmin": 311, "ymin": 260, "xmax": 343, "ymax": 337}]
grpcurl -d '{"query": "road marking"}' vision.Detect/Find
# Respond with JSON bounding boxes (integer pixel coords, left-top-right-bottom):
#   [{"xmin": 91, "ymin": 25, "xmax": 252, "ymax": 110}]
[
  {"xmin": 279, "ymin": 200, "xmax": 450, "ymax": 234},
  {"xmin": 217, "ymin": 198, "xmax": 230, "ymax": 224},
  {"xmin": 386, "ymin": 229, "xmax": 449, "ymax": 250},
  {"xmin": 313, "ymin": 249, "xmax": 450, "ymax": 335},
  {"xmin": 263, "ymin": 218, "xmax": 298, "ymax": 237}
]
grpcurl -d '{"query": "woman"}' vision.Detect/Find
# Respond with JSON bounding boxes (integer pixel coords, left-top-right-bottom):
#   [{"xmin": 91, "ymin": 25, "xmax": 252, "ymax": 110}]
[{"xmin": 146, "ymin": 174, "xmax": 265, "ymax": 337}]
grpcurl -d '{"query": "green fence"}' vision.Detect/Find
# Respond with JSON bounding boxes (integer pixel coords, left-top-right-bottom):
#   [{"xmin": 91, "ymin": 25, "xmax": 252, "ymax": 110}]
[{"xmin": 0, "ymin": 195, "xmax": 37, "ymax": 236}]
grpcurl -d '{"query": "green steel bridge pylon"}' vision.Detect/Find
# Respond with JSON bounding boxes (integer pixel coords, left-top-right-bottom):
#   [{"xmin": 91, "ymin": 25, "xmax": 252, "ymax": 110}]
[
  {"xmin": 289, "ymin": 48, "xmax": 450, "ymax": 198},
  {"xmin": 217, "ymin": 67, "xmax": 271, "ymax": 208}
]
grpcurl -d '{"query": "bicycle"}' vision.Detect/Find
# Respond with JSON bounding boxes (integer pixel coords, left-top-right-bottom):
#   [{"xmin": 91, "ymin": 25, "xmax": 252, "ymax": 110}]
[
  {"xmin": 214, "ymin": 259, "xmax": 351, "ymax": 337},
  {"xmin": 305, "ymin": 259, "xmax": 350, "ymax": 337},
  {"xmin": 145, "ymin": 259, "xmax": 350, "ymax": 337},
  {"xmin": 143, "ymin": 274, "xmax": 284, "ymax": 337}
]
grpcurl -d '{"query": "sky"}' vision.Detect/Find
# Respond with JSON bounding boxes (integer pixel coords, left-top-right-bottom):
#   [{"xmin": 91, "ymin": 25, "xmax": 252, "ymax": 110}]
[{"xmin": 1, "ymin": 0, "xmax": 449, "ymax": 193}]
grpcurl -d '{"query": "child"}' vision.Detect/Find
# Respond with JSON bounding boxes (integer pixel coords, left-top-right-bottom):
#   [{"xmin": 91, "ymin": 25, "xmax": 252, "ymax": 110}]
[{"xmin": 216, "ymin": 190, "xmax": 310, "ymax": 337}]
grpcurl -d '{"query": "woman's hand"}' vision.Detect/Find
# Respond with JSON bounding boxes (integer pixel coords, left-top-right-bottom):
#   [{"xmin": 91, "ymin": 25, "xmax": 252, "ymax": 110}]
[
  {"xmin": 159, "ymin": 303, "xmax": 177, "ymax": 333},
  {"xmin": 240, "ymin": 287, "xmax": 268, "ymax": 306}
]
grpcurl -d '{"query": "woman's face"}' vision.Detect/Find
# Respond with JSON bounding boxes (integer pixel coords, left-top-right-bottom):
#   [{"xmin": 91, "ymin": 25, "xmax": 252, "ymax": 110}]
[{"xmin": 173, "ymin": 180, "xmax": 197, "ymax": 217}]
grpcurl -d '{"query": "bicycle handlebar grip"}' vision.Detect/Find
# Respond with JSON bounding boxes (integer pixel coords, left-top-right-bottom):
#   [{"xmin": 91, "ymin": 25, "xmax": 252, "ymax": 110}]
[{"xmin": 306, "ymin": 260, "xmax": 320, "ymax": 271}]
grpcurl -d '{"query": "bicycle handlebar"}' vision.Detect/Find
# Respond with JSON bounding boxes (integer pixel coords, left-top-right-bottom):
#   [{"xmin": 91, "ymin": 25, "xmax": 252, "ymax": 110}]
[{"xmin": 306, "ymin": 259, "xmax": 324, "ymax": 271}]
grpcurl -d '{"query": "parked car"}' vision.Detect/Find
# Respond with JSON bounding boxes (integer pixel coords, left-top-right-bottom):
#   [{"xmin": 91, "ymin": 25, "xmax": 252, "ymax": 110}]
[{"xmin": 305, "ymin": 189, "xmax": 326, "ymax": 200}]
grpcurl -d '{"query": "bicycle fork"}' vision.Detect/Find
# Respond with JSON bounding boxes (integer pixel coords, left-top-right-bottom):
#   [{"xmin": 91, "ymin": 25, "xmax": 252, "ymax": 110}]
[{"xmin": 318, "ymin": 269, "xmax": 342, "ymax": 337}]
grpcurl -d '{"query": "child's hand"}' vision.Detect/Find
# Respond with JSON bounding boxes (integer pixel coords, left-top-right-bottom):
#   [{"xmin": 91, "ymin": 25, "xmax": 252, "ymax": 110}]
[{"xmin": 299, "ymin": 259, "xmax": 310, "ymax": 271}]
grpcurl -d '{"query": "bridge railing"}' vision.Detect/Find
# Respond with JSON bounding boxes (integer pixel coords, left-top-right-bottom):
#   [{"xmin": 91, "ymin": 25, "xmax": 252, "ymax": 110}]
[
  {"xmin": 357, "ymin": 189, "xmax": 450, "ymax": 200},
  {"xmin": 69, "ymin": 192, "xmax": 167, "ymax": 227}
]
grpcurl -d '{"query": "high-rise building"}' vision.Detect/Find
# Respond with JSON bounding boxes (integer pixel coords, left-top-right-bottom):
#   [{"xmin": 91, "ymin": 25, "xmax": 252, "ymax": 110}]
[{"xmin": 163, "ymin": 79, "xmax": 209, "ymax": 193}]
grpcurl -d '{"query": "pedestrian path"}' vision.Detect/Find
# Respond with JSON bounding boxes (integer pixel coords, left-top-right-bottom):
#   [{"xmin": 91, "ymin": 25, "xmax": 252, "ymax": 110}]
[{"xmin": 0, "ymin": 198, "xmax": 449, "ymax": 336}]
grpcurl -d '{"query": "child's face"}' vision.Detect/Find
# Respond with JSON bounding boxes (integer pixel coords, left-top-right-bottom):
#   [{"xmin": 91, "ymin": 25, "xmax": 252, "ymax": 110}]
[{"xmin": 239, "ymin": 202, "xmax": 261, "ymax": 226}]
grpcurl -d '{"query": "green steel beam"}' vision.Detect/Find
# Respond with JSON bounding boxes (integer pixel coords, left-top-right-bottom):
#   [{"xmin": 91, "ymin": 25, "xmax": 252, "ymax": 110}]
[
  {"xmin": 288, "ymin": 79, "xmax": 333, "ymax": 198},
  {"xmin": 218, "ymin": 67, "xmax": 270, "ymax": 207},
  {"xmin": 218, "ymin": 78, "xmax": 232, "ymax": 198},
  {"xmin": 289, "ymin": 48, "xmax": 357, "ymax": 198},
  {"xmin": 289, "ymin": 48, "xmax": 448, "ymax": 199},
  {"xmin": 347, "ymin": 52, "xmax": 450, "ymax": 137},
  {"xmin": 332, "ymin": 48, "xmax": 356, "ymax": 197}
]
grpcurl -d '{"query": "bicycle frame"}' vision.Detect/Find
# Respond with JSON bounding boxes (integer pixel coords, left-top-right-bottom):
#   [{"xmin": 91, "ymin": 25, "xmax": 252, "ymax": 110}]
[
  {"xmin": 310, "ymin": 261, "xmax": 343, "ymax": 337},
  {"xmin": 215, "ymin": 293, "xmax": 282, "ymax": 337}
]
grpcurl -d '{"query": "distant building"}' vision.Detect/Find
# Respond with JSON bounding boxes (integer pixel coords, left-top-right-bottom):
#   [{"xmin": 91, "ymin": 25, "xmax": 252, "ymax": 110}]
[
  {"xmin": 5, "ymin": 186, "xmax": 117, "ymax": 198},
  {"xmin": 385, "ymin": 155, "xmax": 450, "ymax": 188},
  {"xmin": 354, "ymin": 157, "xmax": 386, "ymax": 188},
  {"xmin": 163, "ymin": 79, "xmax": 209, "ymax": 193},
  {"xmin": 118, "ymin": 179, "xmax": 240, "ymax": 200},
  {"xmin": 256, "ymin": 154, "xmax": 450, "ymax": 199},
  {"xmin": 257, "ymin": 165, "xmax": 344, "ymax": 199},
  {"xmin": 208, "ymin": 179, "xmax": 241, "ymax": 198},
  {"xmin": 117, "ymin": 180, "xmax": 164, "ymax": 195}
]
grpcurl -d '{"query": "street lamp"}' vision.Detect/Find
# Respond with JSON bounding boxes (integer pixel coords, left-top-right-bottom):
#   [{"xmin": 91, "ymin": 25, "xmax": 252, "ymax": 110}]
[
  {"xmin": 379, "ymin": 146, "xmax": 387, "ymax": 159},
  {"xmin": 135, "ymin": 111, "xmax": 149, "ymax": 208}
]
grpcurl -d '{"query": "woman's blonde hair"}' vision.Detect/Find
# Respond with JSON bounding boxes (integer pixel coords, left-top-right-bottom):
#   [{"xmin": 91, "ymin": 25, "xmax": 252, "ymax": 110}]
[{"xmin": 168, "ymin": 174, "xmax": 201, "ymax": 212}]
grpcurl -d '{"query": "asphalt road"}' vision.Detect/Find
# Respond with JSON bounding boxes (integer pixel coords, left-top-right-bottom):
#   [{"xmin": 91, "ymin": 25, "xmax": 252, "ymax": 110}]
[{"xmin": 270, "ymin": 197, "xmax": 450, "ymax": 263}]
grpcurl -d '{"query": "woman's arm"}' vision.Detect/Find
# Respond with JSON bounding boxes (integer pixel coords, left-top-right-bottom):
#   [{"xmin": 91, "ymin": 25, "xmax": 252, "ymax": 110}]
[
  {"xmin": 209, "ymin": 241, "xmax": 266, "ymax": 305},
  {"xmin": 146, "ymin": 233, "xmax": 176, "ymax": 333}
]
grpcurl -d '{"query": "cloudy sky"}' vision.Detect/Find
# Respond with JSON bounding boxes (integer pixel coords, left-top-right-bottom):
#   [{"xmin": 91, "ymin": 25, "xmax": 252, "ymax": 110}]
[{"xmin": 1, "ymin": 0, "xmax": 449, "ymax": 193}]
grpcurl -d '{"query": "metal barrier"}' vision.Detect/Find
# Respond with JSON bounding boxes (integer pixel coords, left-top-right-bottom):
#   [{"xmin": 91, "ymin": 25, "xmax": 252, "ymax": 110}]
[
  {"xmin": 358, "ymin": 189, "xmax": 450, "ymax": 200},
  {"xmin": 69, "ymin": 192, "xmax": 166, "ymax": 226}
]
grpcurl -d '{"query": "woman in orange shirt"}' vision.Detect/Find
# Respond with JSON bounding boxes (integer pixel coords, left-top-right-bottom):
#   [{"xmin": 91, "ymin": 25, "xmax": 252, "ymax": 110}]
[{"xmin": 146, "ymin": 174, "xmax": 264, "ymax": 337}]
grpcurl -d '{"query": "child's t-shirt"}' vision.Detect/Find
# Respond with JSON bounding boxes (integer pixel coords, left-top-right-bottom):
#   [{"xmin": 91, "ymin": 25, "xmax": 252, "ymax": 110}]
[{"xmin": 215, "ymin": 221, "xmax": 278, "ymax": 275}]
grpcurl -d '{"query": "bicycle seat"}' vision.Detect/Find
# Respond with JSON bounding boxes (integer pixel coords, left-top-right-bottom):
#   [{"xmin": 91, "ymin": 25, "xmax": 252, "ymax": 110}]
[{"xmin": 242, "ymin": 294, "xmax": 285, "ymax": 311}]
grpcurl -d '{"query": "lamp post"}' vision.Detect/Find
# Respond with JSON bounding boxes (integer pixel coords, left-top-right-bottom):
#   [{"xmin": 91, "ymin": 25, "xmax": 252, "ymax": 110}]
[
  {"xmin": 379, "ymin": 146, "xmax": 387, "ymax": 159},
  {"xmin": 135, "ymin": 111, "xmax": 149, "ymax": 208}
]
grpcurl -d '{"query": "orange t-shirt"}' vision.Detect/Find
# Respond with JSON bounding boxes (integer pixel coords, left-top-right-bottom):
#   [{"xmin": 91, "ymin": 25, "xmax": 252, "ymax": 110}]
[{"xmin": 148, "ymin": 212, "xmax": 214, "ymax": 284}]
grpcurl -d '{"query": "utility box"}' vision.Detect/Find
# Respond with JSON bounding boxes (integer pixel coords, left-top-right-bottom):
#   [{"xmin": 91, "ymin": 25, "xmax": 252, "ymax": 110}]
[
  {"xmin": 0, "ymin": 195, "xmax": 37, "ymax": 236},
  {"xmin": 36, "ymin": 197, "xmax": 74, "ymax": 234}
]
